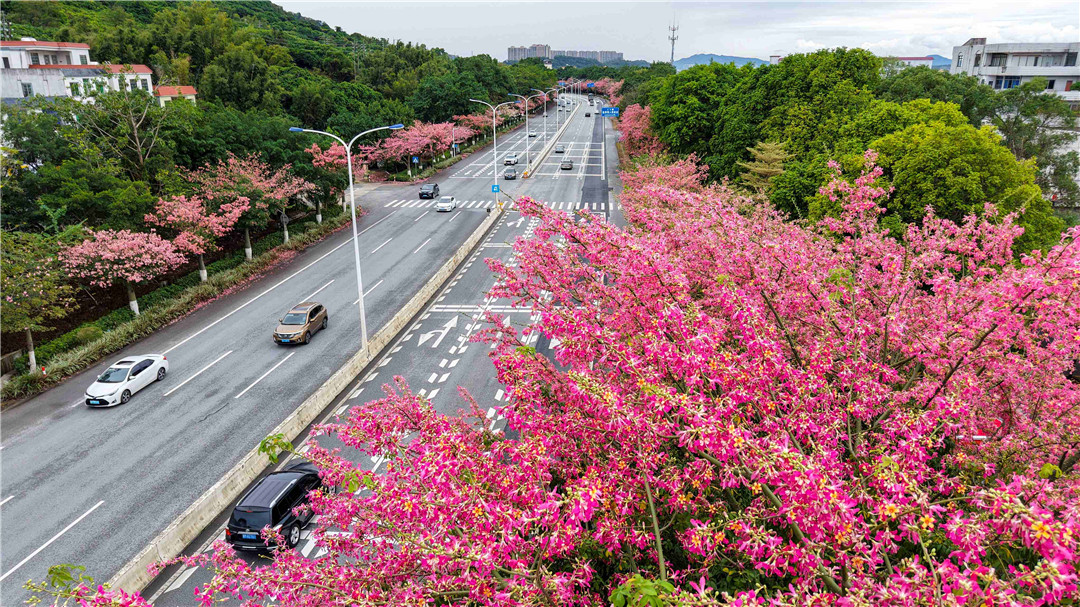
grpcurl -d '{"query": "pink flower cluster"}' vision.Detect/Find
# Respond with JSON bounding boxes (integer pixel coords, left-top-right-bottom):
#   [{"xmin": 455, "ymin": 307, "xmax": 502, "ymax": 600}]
[
  {"xmin": 144, "ymin": 195, "xmax": 249, "ymax": 256},
  {"xmin": 60, "ymin": 230, "xmax": 186, "ymax": 288},
  {"xmin": 618, "ymin": 104, "xmax": 667, "ymax": 158}
]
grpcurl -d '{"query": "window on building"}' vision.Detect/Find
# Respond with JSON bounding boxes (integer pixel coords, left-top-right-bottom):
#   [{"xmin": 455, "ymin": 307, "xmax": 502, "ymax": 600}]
[
  {"xmin": 30, "ymin": 52, "xmax": 39, "ymax": 64},
  {"xmin": 141, "ymin": 79, "xmax": 149, "ymax": 91},
  {"xmin": 994, "ymin": 76, "xmax": 1022, "ymax": 89},
  {"xmin": 1047, "ymin": 80, "xmax": 1056, "ymax": 90},
  {"xmin": 80, "ymin": 55, "xmax": 88, "ymax": 65},
  {"xmin": 1066, "ymin": 53, "xmax": 1077, "ymax": 67},
  {"xmin": 96, "ymin": 82, "xmax": 105, "ymax": 94},
  {"xmin": 956, "ymin": 52, "xmax": 963, "ymax": 67},
  {"xmin": 83, "ymin": 78, "xmax": 92, "ymax": 95},
  {"xmin": 70, "ymin": 82, "xmax": 80, "ymax": 96},
  {"xmin": 974, "ymin": 53, "xmax": 981, "ymax": 67},
  {"xmin": 2, "ymin": 57, "xmax": 8, "ymax": 69},
  {"xmin": 21, "ymin": 82, "xmax": 33, "ymax": 97},
  {"xmin": 989, "ymin": 53, "xmax": 1008, "ymax": 67},
  {"xmin": 42, "ymin": 55, "xmax": 51, "ymax": 65}
]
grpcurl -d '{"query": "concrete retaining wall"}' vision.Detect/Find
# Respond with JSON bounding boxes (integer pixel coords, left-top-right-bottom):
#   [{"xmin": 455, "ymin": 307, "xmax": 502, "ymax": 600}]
[{"xmin": 109, "ymin": 207, "xmax": 504, "ymax": 594}]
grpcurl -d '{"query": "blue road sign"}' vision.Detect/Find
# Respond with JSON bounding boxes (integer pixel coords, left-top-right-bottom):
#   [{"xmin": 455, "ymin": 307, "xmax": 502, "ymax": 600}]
[
  {"xmin": 492, "ymin": 184, "xmax": 500, "ymax": 193},
  {"xmin": 600, "ymin": 106, "xmax": 620, "ymax": 117},
  {"xmin": 558, "ymin": 80, "xmax": 566, "ymax": 85},
  {"xmin": 452, "ymin": 143, "xmax": 459, "ymax": 148},
  {"xmin": 587, "ymin": 82, "xmax": 595, "ymax": 88},
  {"xmin": 412, "ymin": 156, "xmax": 419, "ymax": 163}
]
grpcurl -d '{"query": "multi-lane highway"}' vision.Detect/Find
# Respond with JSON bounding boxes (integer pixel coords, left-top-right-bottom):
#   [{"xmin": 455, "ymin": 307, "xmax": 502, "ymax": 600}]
[
  {"xmin": 146, "ymin": 94, "xmax": 623, "ymax": 604},
  {"xmin": 0, "ymin": 94, "xmax": 615, "ymax": 605}
]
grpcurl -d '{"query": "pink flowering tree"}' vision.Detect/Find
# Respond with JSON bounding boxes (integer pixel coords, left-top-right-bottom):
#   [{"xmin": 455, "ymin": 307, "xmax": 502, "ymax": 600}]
[
  {"xmin": 304, "ymin": 142, "xmax": 364, "ymax": 214},
  {"xmin": 61, "ymin": 230, "xmax": 185, "ymax": 316},
  {"xmin": 187, "ymin": 153, "xmax": 315, "ymax": 256},
  {"xmin": 35, "ymin": 152, "xmax": 1080, "ymax": 606},
  {"xmin": 619, "ymin": 104, "xmax": 667, "ymax": 158},
  {"xmin": 144, "ymin": 195, "xmax": 248, "ymax": 282}
]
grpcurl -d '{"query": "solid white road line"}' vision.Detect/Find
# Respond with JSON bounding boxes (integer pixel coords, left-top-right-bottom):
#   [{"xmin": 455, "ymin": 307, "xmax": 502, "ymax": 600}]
[
  {"xmin": 164, "ymin": 350, "xmax": 233, "ymax": 397},
  {"xmin": 370, "ymin": 238, "xmax": 393, "ymax": 254},
  {"xmin": 449, "ymin": 212, "xmax": 461, "ymax": 222},
  {"xmin": 0, "ymin": 495, "xmax": 13, "ymax": 507},
  {"xmin": 163, "ymin": 565, "xmax": 198, "ymax": 594},
  {"xmin": 162, "ymin": 211, "xmax": 398, "ymax": 355},
  {"xmin": 352, "ymin": 280, "xmax": 384, "ymax": 305},
  {"xmin": 415, "ymin": 210, "xmax": 429, "ymax": 222},
  {"xmin": 301, "ymin": 279, "xmax": 334, "ymax": 302},
  {"xmin": 0, "ymin": 500, "xmax": 105, "ymax": 582},
  {"xmin": 413, "ymin": 238, "xmax": 432, "ymax": 254},
  {"xmin": 235, "ymin": 352, "xmax": 295, "ymax": 399}
]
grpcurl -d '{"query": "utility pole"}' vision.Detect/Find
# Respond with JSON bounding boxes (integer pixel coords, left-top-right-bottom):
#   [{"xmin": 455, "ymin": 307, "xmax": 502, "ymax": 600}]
[{"xmin": 668, "ymin": 24, "xmax": 679, "ymax": 65}]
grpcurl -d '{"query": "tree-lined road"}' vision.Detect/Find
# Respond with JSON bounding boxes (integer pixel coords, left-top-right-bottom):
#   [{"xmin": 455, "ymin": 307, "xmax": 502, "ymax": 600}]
[
  {"xmin": 145, "ymin": 95, "xmax": 621, "ymax": 604},
  {"xmin": 0, "ymin": 100, "xmax": 583, "ymax": 605}
]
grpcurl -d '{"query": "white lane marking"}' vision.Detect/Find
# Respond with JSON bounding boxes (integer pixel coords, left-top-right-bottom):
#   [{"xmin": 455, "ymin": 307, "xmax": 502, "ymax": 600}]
[
  {"xmin": 370, "ymin": 238, "xmax": 393, "ymax": 254},
  {"xmin": 415, "ymin": 211, "xmax": 429, "ymax": 222},
  {"xmin": 235, "ymin": 352, "xmax": 295, "ymax": 399},
  {"xmin": 164, "ymin": 351, "xmax": 233, "ymax": 397},
  {"xmin": 413, "ymin": 238, "xmax": 431, "ymax": 255},
  {"xmin": 427, "ymin": 388, "xmax": 440, "ymax": 399},
  {"xmin": 0, "ymin": 500, "xmax": 105, "ymax": 582},
  {"xmin": 162, "ymin": 212, "xmax": 398, "ymax": 355},
  {"xmin": 428, "ymin": 372, "xmax": 438, "ymax": 383},
  {"xmin": 164, "ymin": 566, "xmax": 198, "ymax": 594},
  {"xmin": 0, "ymin": 495, "xmax": 13, "ymax": 507},
  {"xmin": 352, "ymin": 279, "xmax": 384, "ymax": 305},
  {"xmin": 302, "ymin": 279, "xmax": 334, "ymax": 302},
  {"xmin": 449, "ymin": 212, "xmax": 460, "ymax": 223}
]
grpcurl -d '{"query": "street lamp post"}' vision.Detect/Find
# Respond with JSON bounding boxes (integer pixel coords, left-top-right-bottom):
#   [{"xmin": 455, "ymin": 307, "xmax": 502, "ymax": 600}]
[
  {"xmin": 288, "ymin": 123, "xmax": 404, "ymax": 351},
  {"xmin": 469, "ymin": 98, "xmax": 515, "ymax": 204},
  {"xmin": 511, "ymin": 92, "xmax": 544, "ymax": 172}
]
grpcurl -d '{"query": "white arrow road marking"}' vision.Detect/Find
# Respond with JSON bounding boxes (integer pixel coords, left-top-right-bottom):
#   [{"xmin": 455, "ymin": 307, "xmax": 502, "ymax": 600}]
[
  {"xmin": 164, "ymin": 351, "xmax": 233, "ymax": 397},
  {"xmin": 417, "ymin": 316, "xmax": 458, "ymax": 348}
]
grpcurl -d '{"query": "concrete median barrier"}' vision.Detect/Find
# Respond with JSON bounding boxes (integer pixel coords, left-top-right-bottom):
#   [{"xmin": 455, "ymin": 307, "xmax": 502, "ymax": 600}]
[
  {"xmin": 109, "ymin": 206, "xmax": 505, "ymax": 594},
  {"xmin": 523, "ymin": 100, "xmax": 581, "ymax": 178}
]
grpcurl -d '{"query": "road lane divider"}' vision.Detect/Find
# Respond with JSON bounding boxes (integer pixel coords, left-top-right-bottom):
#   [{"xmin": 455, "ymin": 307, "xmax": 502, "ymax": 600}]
[
  {"xmin": 370, "ymin": 238, "xmax": 393, "ymax": 254},
  {"xmin": 1, "ymin": 500, "xmax": 104, "ymax": 583},
  {"xmin": 353, "ymin": 280, "xmax": 384, "ymax": 305},
  {"xmin": 234, "ymin": 352, "xmax": 295, "ymax": 399},
  {"xmin": 523, "ymin": 101, "xmax": 581, "ymax": 179},
  {"xmin": 301, "ymin": 279, "xmax": 335, "ymax": 302},
  {"xmin": 109, "ymin": 206, "xmax": 505, "ymax": 595},
  {"xmin": 163, "ymin": 351, "xmax": 233, "ymax": 397}
]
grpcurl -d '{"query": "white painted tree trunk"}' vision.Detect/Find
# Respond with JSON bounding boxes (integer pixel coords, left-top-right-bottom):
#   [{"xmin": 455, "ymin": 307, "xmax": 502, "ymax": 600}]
[
  {"xmin": 126, "ymin": 281, "xmax": 140, "ymax": 316},
  {"xmin": 26, "ymin": 328, "xmax": 38, "ymax": 375},
  {"xmin": 198, "ymin": 254, "xmax": 207, "ymax": 282},
  {"xmin": 283, "ymin": 223, "xmax": 290, "ymax": 244},
  {"xmin": 244, "ymin": 228, "xmax": 253, "ymax": 260}
]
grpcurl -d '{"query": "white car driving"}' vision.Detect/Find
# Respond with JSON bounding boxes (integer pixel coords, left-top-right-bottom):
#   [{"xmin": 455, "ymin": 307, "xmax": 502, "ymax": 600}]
[
  {"xmin": 435, "ymin": 196, "xmax": 457, "ymax": 212},
  {"xmin": 528, "ymin": 131, "xmax": 538, "ymax": 137},
  {"xmin": 504, "ymin": 153, "xmax": 518, "ymax": 165},
  {"xmin": 85, "ymin": 355, "xmax": 168, "ymax": 407}
]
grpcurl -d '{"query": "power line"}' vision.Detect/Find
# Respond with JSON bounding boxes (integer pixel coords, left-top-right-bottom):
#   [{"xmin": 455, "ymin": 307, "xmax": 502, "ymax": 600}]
[{"xmin": 668, "ymin": 24, "xmax": 679, "ymax": 65}]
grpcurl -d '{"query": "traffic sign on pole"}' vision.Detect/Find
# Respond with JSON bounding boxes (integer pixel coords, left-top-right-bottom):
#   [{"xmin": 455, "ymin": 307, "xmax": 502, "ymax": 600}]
[
  {"xmin": 412, "ymin": 156, "xmax": 419, "ymax": 163},
  {"xmin": 587, "ymin": 82, "xmax": 595, "ymax": 88},
  {"xmin": 600, "ymin": 107, "xmax": 620, "ymax": 117},
  {"xmin": 492, "ymin": 184, "xmax": 500, "ymax": 193}
]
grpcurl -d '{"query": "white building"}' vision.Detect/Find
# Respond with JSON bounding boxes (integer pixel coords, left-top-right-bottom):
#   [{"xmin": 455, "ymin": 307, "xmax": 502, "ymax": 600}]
[
  {"xmin": 894, "ymin": 56, "xmax": 934, "ymax": 69},
  {"xmin": 951, "ymin": 37, "xmax": 1079, "ymax": 106},
  {"xmin": 1, "ymin": 38, "xmax": 94, "ymax": 68}
]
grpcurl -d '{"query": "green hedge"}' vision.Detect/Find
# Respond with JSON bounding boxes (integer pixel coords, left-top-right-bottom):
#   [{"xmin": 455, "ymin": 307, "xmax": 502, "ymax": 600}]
[{"xmin": 4, "ymin": 207, "xmax": 348, "ymax": 400}]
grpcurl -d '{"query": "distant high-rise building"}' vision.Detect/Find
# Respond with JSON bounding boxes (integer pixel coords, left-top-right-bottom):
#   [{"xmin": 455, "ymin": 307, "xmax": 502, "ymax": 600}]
[
  {"xmin": 508, "ymin": 46, "xmax": 529, "ymax": 62},
  {"xmin": 529, "ymin": 44, "xmax": 551, "ymax": 59},
  {"xmin": 515, "ymin": 45, "xmax": 625, "ymax": 65}
]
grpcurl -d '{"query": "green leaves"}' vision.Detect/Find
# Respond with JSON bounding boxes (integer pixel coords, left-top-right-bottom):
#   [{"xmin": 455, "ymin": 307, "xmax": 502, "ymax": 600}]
[
  {"xmin": 258, "ymin": 433, "xmax": 294, "ymax": 464},
  {"xmin": 610, "ymin": 574, "xmax": 676, "ymax": 607}
]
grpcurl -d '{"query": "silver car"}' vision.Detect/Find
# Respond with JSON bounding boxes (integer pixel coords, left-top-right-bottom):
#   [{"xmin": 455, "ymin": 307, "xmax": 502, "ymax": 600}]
[
  {"xmin": 85, "ymin": 355, "xmax": 168, "ymax": 407},
  {"xmin": 435, "ymin": 195, "xmax": 457, "ymax": 212}
]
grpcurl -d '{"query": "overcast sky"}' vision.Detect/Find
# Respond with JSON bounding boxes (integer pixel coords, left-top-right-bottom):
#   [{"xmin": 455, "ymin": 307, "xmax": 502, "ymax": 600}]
[{"xmin": 277, "ymin": 0, "xmax": 1079, "ymax": 62}]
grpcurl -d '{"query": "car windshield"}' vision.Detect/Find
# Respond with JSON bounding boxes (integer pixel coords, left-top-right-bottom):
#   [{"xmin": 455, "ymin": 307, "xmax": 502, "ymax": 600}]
[
  {"xmin": 97, "ymin": 367, "xmax": 129, "ymax": 383},
  {"xmin": 230, "ymin": 507, "xmax": 271, "ymax": 531},
  {"xmin": 282, "ymin": 312, "xmax": 308, "ymax": 325},
  {"xmin": 420, "ymin": 185, "xmax": 435, "ymax": 191},
  {"xmin": 439, "ymin": 197, "xmax": 453, "ymax": 203}
]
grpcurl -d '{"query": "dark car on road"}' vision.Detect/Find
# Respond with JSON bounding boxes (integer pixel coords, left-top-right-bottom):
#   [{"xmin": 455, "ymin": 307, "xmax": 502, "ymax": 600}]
[
  {"xmin": 226, "ymin": 461, "xmax": 327, "ymax": 551},
  {"xmin": 560, "ymin": 160, "xmax": 573, "ymax": 170},
  {"xmin": 419, "ymin": 183, "xmax": 440, "ymax": 198},
  {"xmin": 585, "ymin": 112, "xmax": 591, "ymax": 117},
  {"xmin": 503, "ymin": 168, "xmax": 517, "ymax": 180}
]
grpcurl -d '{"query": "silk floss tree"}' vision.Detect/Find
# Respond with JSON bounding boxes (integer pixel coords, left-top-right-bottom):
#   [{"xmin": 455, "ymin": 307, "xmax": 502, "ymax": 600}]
[
  {"xmin": 144, "ymin": 194, "xmax": 249, "ymax": 282},
  {"xmin": 60, "ymin": 229, "xmax": 185, "ymax": 316}
]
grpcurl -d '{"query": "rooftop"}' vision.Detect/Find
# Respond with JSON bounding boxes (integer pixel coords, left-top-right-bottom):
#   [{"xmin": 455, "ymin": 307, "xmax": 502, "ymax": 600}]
[
  {"xmin": 154, "ymin": 85, "xmax": 198, "ymax": 96},
  {"xmin": 0, "ymin": 39, "xmax": 90, "ymax": 49},
  {"xmin": 26, "ymin": 63, "xmax": 153, "ymax": 74}
]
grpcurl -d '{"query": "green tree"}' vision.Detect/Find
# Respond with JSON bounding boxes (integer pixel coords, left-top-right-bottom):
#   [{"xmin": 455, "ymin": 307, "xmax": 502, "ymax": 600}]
[
  {"xmin": 411, "ymin": 72, "xmax": 487, "ymax": 122},
  {"xmin": 736, "ymin": 141, "xmax": 791, "ymax": 195},
  {"xmin": 989, "ymin": 78, "xmax": 1079, "ymax": 207},
  {"xmin": 199, "ymin": 46, "xmax": 274, "ymax": 111},
  {"xmin": 0, "ymin": 231, "xmax": 77, "ymax": 374},
  {"xmin": 876, "ymin": 65, "xmax": 996, "ymax": 125}
]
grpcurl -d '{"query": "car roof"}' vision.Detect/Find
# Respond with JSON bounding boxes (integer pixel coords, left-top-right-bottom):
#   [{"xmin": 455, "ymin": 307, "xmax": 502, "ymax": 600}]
[
  {"xmin": 237, "ymin": 471, "xmax": 306, "ymax": 508},
  {"xmin": 420, "ymin": 183, "xmax": 437, "ymax": 188},
  {"xmin": 289, "ymin": 301, "xmax": 319, "ymax": 312}
]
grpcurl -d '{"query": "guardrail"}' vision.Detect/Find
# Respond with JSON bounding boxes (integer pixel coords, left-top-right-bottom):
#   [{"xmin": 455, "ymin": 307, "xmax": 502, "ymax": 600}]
[{"xmin": 109, "ymin": 206, "xmax": 505, "ymax": 594}]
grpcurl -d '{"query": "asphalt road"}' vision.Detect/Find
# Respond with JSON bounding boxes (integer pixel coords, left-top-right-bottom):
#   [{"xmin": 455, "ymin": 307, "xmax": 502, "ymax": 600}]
[
  {"xmin": 144, "ymin": 94, "xmax": 623, "ymax": 605},
  {"xmin": 0, "ymin": 100, "xmax": 578, "ymax": 604}
]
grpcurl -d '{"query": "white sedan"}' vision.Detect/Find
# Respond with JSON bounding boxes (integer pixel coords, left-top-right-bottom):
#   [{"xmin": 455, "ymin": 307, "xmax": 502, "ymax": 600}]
[
  {"xmin": 85, "ymin": 355, "xmax": 168, "ymax": 407},
  {"xmin": 435, "ymin": 196, "xmax": 457, "ymax": 212},
  {"xmin": 528, "ymin": 131, "xmax": 538, "ymax": 137}
]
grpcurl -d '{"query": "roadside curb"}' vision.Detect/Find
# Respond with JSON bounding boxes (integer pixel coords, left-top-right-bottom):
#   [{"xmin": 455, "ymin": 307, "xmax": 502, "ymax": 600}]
[
  {"xmin": 108, "ymin": 206, "xmax": 505, "ymax": 594},
  {"xmin": 524, "ymin": 99, "xmax": 582, "ymax": 178}
]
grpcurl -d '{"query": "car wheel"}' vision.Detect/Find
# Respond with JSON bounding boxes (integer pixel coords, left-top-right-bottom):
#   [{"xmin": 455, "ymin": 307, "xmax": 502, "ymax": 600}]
[
  {"xmin": 156, "ymin": 367, "xmax": 167, "ymax": 381},
  {"xmin": 286, "ymin": 524, "xmax": 301, "ymax": 548},
  {"xmin": 303, "ymin": 331, "xmax": 311, "ymax": 345},
  {"xmin": 120, "ymin": 390, "xmax": 131, "ymax": 404},
  {"xmin": 321, "ymin": 317, "xmax": 327, "ymax": 330}
]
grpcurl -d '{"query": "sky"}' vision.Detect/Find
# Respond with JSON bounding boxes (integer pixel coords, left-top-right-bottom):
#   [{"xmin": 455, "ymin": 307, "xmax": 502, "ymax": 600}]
[{"xmin": 276, "ymin": 0, "xmax": 1079, "ymax": 62}]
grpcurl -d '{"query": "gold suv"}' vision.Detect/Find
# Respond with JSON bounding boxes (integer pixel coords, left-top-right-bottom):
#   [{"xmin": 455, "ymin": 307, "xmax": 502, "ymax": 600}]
[{"xmin": 274, "ymin": 302, "xmax": 328, "ymax": 345}]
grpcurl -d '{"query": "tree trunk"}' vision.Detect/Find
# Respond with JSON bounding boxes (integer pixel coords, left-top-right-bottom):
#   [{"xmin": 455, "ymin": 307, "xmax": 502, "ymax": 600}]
[
  {"xmin": 316, "ymin": 200, "xmax": 322, "ymax": 225},
  {"xmin": 198, "ymin": 254, "xmax": 207, "ymax": 282},
  {"xmin": 126, "ymin": 281, "xmax": 140, "ymax": 316},
  {"xmin": 244, "ymin": 228, "xmax": 253, "ymax": 260},
  {"xmin": 26, "ymin": 328, "xmax": 38, "ymax": 375},
  {"xmin": 283, "ymin": 222, "xmax": 290, "ymax": 244}
]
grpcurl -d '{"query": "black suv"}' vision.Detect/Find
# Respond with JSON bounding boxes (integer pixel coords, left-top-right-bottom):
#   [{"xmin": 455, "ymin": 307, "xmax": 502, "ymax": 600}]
[
  {"xmin": 419, "ymin": 183, "xmax": 439, "ymax": 198},
  {"xmin": 226, "ymin": 461, "xmax": 326, "ymax": 551}
]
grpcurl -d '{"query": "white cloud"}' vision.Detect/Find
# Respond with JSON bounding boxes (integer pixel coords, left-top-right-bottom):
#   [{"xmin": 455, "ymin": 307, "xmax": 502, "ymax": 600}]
[{"xmin": 794, "ymin": 39, "xmax": 825, "ymax": 51}]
